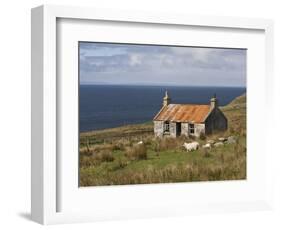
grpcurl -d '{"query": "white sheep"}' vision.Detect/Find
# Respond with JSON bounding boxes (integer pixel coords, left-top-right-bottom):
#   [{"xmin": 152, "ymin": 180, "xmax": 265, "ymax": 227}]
[
  {"xmin": 183, "ymin": 142, "xmax": 199, "ymax": 152},
  {"xmin": 202, "ymin": 143, "xmax": 211, "ymax": 149},
  {"xmin": 214, "ymin": 142, "xmax": 224, "ymax": 147},
  {"xmin": 218, "ymin": 137, "xmax": 227, "ymax": 142}
]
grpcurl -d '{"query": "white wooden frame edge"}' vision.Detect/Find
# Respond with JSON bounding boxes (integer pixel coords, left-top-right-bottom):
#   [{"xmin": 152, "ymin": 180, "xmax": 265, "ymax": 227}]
[{"xmin": 31, "ymin": 4, "xmax": 274, "ymax": 225}]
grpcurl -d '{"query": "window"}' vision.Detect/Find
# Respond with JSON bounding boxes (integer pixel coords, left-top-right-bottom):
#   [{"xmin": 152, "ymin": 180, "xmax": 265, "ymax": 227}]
[
  {"xmin": 189, "ymin": 124, "xmax": 195, "ymax": 134},
  {"xmin": 164, "ymin": 121, "xmax": 170, "ymax": 132}
]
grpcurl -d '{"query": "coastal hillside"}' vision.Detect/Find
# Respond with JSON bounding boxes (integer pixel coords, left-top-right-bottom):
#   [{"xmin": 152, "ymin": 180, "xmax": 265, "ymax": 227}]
[
  {"xmin": 221, "ymin": 93, "xmax": 246, "ymax": 135},
  {"xmin": 79, "ymin": 94, "xmax": 246, "ymax": 186}
]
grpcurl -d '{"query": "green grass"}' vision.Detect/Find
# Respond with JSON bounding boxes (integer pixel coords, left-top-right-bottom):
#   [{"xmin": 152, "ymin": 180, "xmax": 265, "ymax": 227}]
[
  {"xmin": 80, "ymin": 137, "xmax": 246, "ymax": 186},
  {"xmin": 79, "ymin": 94, "xmax": 247, "ymax": 186}
]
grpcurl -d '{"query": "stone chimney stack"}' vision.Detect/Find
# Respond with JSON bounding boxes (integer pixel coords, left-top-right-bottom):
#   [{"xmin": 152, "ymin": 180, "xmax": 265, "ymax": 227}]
[
  {"xmin": 163, "ymin": 90, "xmax": 171, "ymax": 107},
  {"xmin": 210, "ymin": 94, "xmax": 218, "ymax": 110}
]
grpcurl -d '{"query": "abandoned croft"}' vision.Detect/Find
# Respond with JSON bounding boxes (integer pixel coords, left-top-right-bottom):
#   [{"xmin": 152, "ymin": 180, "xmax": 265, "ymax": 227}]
[{"xmin": 153, "ymin": 91, "xmax": 227, "ymax": 138}]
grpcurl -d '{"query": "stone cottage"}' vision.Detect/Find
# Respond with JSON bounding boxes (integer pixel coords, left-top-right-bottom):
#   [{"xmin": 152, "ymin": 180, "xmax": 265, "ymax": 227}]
[{"xmin": 153, "ymin": 91, "xmax": 227, "ymax": 138}]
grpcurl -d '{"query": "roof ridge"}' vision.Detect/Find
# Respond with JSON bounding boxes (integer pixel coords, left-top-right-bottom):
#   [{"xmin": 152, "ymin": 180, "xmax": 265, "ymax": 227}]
[{"xmin": 153, "ymin": 105, "xmax": 167, "ymax": 121}]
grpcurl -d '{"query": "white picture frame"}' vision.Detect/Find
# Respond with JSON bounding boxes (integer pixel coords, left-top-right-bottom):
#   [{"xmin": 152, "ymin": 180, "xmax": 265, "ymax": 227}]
[{"xmin": 31, "ymin": 5, "xmax": 274, "ymax": 225}]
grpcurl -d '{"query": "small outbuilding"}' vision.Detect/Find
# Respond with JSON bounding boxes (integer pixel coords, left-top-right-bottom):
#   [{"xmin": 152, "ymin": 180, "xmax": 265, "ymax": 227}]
[{"xmin": 153, "ymin": 91, "xmax": 227, "ymax": 138}]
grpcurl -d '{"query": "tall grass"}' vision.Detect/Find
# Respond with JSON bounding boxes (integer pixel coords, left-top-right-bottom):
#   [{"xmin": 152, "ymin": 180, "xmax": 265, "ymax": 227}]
[
  {"xmin": 125, "ymin": 144, "xmax": 147, "ymax": 160},
  {"xmin": 80, "ymin": 154, "xmax": 246, "ymax": 186},
  {"xmin": 79, "ymin": 150, "xmax": 114, "ymax": 168},
  {"xmin": 154, "ymin": 136, "xmax": 189, "ymax": 152},
  {"xmin": 80, "ymin": 134, "xmax": 246, "ymax": 186}
]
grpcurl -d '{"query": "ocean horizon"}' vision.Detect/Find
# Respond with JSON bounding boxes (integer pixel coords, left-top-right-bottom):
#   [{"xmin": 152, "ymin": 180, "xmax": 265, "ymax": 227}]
[{"xmin": 79, "ymin": 84, "xmax": 246, "ymax": 132}]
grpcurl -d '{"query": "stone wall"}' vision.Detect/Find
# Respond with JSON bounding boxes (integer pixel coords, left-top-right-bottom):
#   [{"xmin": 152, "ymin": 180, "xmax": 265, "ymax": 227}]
[
  {"xmin": 194, "ymin": 123, "xmax": 205, "ymax": 137},
  {"xmin": 154, "ymin": 121, "xmax": 206, "ymax": 138},
  {"xmin": 153, "ymin": 121, "xmax": 177, "ymax": 138},
  {"xmin": 154, "ymin": 121, "xmax": 164, "ymax": 137},
  {"xmin": 181, "ymin": 122, "xmax": 189, "ymax": 136},
  {"xmin": 180, "ymin": 122, "xmax": 205, "ymax": 137},
  {"xmin": 169, "ymin": 122, "xmax": 177, "ymax": 138}
]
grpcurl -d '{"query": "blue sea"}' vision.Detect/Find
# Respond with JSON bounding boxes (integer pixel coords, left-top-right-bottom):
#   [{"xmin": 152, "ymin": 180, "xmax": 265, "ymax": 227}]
[{"xmin": 79, "ymin": 85, "xmax": 246, "ymax": 132}]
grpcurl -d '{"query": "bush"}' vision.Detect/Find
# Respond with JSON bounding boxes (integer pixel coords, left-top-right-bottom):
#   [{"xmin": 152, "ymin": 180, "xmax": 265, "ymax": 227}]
[
  {"xmin": 111, "ymin": 143, "xmax": 123, "ymax": 151},
  {"xmin": 79, "ymin": 150, "xmax": 114, "ymax": 168},
  {"xmin": 80, "ymin": 147, "xmax": 92, "ymax": 157},
  {"xmin": 199, "ymin": 132, "xmax": 206, "ymax": 140},
  {"xmin": 229, "ymin": 127, "xmax": 235, "ymax": 134},
  {"xmin": 79, "ymin": 155, "xmax": 98, "ymax": 167},
  {"xmin": 202, "ymin": 148, "xmax": 211, "ymax": 158},
  {"xmin": 125, "ymin": 144, "xmax": 147, "ymax": 160},
  {"xmin": 154, "ymin": 137, "xmax": 177, "ymax": 152},
  {"xmin": 188, "ymin": 135, "xmax": 196, "ymax": 140},
  {"xmin": 95, "ymin": 150, "xmax": 114, "ymax": 162},
  {"xmin": 91, "ymin": 142, "xmax": 125, "ymax": 153},
  {"xmin": 117, "ymin": 158, "xmax": 128, "ymax": 169}
]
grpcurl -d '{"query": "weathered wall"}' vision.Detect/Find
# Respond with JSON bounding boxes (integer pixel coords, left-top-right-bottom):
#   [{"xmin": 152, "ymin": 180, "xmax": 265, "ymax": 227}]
[
  {"xmin": 169, "ymin": 122, "xmax": 177, "ymax": 138},
  {"xmin": 154, "ymin": 121, "xmax": 164, "ymax": 137},
  {"xmin": 154, "ymin": 121, "xmax": 207, "ymax": 138},
  {"xmin": 180, "ymin": 122, "xmax": 205, "ymax": 137},
  {"xmin": 181, "ymin": 122, "xmax": 189, "ymax": 136},
  {"xmin": 205, "ymin": 108, "xmax": 228, "ymax": 134},
  {"xmin": 194, "ymin": 123, "xmax": 205, "ymax": 137},
  {"xmin": 153, "ymin": 121, "xmax": 177, "ymax": 138}
]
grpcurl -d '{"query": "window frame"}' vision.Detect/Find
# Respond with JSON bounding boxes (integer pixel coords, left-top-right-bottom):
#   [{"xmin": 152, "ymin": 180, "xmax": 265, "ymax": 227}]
[
  {"xmin": 164, "ymin": 121, "xmax": 170, "ymax": 133},
  {"xmin": 189, "ymin": 123, "xmax": 195, "ymax": 134}
]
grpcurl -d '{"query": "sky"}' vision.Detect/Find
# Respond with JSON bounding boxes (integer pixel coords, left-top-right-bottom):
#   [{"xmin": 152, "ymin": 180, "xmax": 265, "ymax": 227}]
[{"xmin": 79, "ymin": 42, "xmax": 246, "ymax": 87}]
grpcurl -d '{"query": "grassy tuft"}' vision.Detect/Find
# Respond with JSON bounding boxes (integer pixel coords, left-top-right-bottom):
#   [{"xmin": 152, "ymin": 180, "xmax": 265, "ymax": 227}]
[{"xmin": 125, "ymin": 144, "xmax": 147, "ymax": 160}]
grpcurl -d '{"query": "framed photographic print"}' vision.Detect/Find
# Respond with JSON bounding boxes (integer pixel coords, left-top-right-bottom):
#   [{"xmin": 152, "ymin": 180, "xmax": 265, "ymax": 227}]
[{"xmin": 31, "ymin": 5, "xmax": 274, "ymax": 225}]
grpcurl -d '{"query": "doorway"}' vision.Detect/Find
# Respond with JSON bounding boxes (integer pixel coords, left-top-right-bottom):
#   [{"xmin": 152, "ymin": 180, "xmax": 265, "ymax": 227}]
[{"xmin": 176, "ymin": 122, "xmax": 181, "ymax": 136}]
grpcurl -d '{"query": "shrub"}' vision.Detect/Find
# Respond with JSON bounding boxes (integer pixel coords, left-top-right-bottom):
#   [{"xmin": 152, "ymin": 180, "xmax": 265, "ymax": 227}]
[
  {"xmin": 220, "ymin": 153, "xmax": 225, "ymax": 163},
  {"xmin": 111, "ymin": 143, "xmax": 123, "ymax": 151},
  {"xmin": 188, "ymin": 135, "xmax": 196, "ymax": 140},
  {"xmin": 79, "ymin": 150, "xmax": 114, "ymax": 168},
  {"xmin": 92, "ymin": 142, "xmax": 123, "ymax": 153},
  {"xmin": 154, "ymin": 137, "xmax": 178, "ymax": 152},
  {"xmin": 85, "ymin": 137, "xmax": 90, "ymax": 152},
  {"xmin": 202, "ymin": 148, "xmax": 211, "ymax": 158},
  {"xmin": 234, "ymin": 138, "xmax": 246, "ymax": 158},
  {"xmin": 79, "ymin": 155, "xmax": 98, "ymax": 167},
  {"xmin": 96, "ymin": 150, "xmax": 114, "ymax": 162},
  {"xmin": 229, "ymin": 127, "xmax": 235, "ymax": 134},
  {"xmin": 117, "ymin": 158, "xmax": 128, "ymax": 169},
  {"xmin": 80, "ymin": 147, "xmax": 93, "ymax": 156},
  {"xmin": 125, "ymin": 144, "xmax": 147, "ymax": 160},
  {"xmin": 199, "ymin": 132, "xmax": 206, "ymax": 140}
]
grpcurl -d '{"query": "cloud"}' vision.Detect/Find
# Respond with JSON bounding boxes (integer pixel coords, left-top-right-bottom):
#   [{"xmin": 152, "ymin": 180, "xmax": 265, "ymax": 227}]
[{"xmin": 79, "ymin": 42, "xmax": 246, "ymax": 87}]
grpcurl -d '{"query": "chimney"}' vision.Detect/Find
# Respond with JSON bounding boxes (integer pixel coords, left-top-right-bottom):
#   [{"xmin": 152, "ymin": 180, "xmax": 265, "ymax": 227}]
[
  {"xmin": 163, "ymin": 90, "xmax": 171, "ymax": 107},
  {"xmin": 210, "ymin": 94, "xmax": 218, "ymax": 110}
]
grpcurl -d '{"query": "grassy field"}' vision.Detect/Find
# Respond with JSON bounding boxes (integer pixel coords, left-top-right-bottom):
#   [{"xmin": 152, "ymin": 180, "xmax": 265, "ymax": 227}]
[{"xmin": 79, "ymin": 94, "xmax": 246, "ymax": 186}]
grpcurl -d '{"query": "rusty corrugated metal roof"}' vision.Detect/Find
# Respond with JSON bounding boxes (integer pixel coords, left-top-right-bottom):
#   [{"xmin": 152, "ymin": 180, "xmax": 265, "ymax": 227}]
[{"xmin": 153, "ymin": 104, "xmax": 211, "ymax": 123}]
